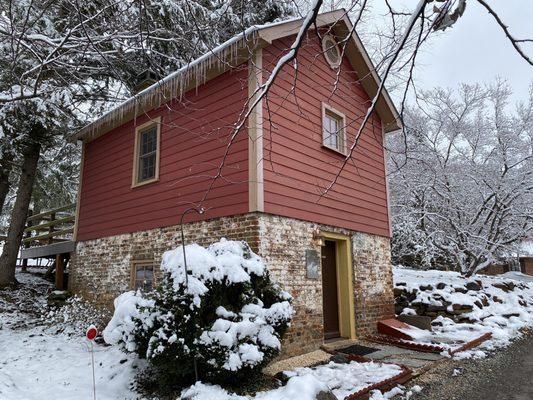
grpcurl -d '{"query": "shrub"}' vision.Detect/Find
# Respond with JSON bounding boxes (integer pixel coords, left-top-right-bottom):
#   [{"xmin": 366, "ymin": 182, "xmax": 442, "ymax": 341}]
[{"xmin": 103, "ymin": 239, "xmax": 293, "ymax": 386}]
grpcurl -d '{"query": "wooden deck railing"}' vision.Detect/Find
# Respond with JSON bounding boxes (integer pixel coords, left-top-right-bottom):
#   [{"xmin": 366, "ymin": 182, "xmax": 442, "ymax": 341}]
[{"xmin": 23, "ymin": 204, "xmax": 76, "ymax": 246}]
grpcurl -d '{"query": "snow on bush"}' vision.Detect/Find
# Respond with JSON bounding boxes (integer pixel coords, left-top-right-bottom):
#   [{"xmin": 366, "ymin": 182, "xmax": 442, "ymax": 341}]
[
  {"xmin": 103, "ymin": 239, "xmax": 293, "ymax": 384},
  {"xmin": 394, "ymin": 267, "xmax": 533, "ymax": 350}
]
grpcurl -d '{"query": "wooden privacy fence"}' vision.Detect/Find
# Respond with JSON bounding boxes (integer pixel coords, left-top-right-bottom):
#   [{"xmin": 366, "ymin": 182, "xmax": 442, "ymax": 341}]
[{"xmin": 23, "ymin": 204, "xmax": 76, "ymax": 246}]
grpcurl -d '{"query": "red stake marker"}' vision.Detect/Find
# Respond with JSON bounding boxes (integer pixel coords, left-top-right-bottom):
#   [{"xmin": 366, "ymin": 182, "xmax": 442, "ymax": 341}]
[
  {"xmin": 86, "ymin": 325, "xmax": 98, "ymax": 341},
  {"xmin": 86, "ymin": 325, "xmax": 98, "ymax": 400}
]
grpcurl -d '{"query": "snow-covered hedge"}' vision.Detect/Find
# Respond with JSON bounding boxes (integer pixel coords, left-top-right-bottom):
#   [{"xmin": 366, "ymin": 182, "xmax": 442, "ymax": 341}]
[{"xmin": 103, "ymin": 239, "xmax": 293, "ymax": 384}]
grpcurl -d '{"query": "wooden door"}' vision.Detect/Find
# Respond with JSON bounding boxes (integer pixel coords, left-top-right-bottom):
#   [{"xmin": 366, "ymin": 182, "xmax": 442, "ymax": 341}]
[{"xmin": 322, "ymin": 240, "xmax": 340, "ymax": 339}]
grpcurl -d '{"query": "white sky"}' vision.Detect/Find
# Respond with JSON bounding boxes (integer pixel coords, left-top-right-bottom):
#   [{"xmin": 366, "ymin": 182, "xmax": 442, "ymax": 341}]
[{"xmin": 367, "ymin": 0, "xmax": 533, "ymax": 103}]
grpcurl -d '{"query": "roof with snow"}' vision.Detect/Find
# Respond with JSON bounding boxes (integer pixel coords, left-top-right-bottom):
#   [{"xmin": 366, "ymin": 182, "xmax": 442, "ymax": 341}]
[{"xmin": 70, "ymin": 10, "xmax": 401, "ymax": 143}]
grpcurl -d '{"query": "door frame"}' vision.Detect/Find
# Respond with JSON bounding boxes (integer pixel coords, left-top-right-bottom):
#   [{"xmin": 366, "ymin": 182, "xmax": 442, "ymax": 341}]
[{"xmin": 321, "ymin": 231, "xmax": 356, "ymax": 340}]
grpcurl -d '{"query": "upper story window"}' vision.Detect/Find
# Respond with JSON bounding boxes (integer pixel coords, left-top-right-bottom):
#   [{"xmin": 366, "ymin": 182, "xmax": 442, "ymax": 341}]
[
  {"xmin": 322, "ymin": 34, "xmax": 341, "ymax": 69},
  {"xmin": 322, "ymin": 104, "xmax": 346, "ymax": 154},
  {"xmin": 132, "ymin": 117, "xmax": 161, "ymax": 187},
  {"xmin": 131, "ymin": 261, "xmax": 155, "ymax": 291}
]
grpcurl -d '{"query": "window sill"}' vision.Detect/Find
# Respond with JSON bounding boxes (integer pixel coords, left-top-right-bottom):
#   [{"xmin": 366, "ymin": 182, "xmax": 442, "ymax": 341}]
[
  {"xmin": 322, "ymin": 144, "xmax": 347, "ymax": 157},
  {"xmin": 131, "ymin": 177, "xmax": 159, "ymax": 189}
]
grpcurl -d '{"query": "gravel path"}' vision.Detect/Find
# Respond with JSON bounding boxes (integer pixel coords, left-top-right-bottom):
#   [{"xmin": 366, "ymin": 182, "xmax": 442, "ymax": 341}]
[{"xmin": 406, "ymin": 331, "xmax": 533, "ymax": 400}]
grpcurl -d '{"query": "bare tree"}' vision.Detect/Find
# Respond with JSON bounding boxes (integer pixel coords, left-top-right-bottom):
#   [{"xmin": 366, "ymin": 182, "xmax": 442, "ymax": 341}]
[
  {"xmin": 388, "ymin": 81, "xmax": 533, "ymax": 275},
  {"xmin": 0, "ymin": 0, "xmax": 293, "ymax": 286},
  {"xmin": 1, "ymin": 0, "xmax": 531, "ymax": 286}
]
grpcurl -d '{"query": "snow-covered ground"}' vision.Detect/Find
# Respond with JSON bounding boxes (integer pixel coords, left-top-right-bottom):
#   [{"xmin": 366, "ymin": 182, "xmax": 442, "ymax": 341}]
[
  {"xmin": 6, "ymin": 266, "xmax": 528, "ymax": 399},
  {"xmin": 0, "ymin": 271, "xmax": 407, "ymax": 400},
  {"xmin": 0, "ymin": 272, "xmax": 140, "ymax": 400},
  {"xmin": 394, "ymin": 267, "xmax": 533, "ymax": 356}
]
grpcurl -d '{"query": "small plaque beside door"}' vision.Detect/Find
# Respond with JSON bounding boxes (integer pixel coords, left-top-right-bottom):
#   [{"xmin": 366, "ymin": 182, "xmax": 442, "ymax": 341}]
[{"xmin": 306, "ymin": 249, "xmax": 320, "ymax": 279}]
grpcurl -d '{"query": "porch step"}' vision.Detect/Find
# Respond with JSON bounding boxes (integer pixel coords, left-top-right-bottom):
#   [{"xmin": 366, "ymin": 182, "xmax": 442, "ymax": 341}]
[{"xmin": 321, "ymin": 338, "xmax": 359, "ymax": 353}]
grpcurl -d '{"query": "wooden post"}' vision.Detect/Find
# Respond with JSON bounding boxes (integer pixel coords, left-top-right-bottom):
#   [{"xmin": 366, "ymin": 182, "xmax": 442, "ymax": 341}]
[
  {"xmin": 21, "ymin": 209, "xmax": 32, "ymax": 272},
  {"xmin": 55, "ymin": 253, "xmax": 64, "ymax": 290},
  {"xmin": 48, "ymin": 211, "xmax": 56, "ymax": 245}
]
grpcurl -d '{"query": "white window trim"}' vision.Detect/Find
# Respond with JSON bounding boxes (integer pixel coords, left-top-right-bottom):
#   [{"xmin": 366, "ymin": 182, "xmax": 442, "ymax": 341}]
[
  {"xmin": 131, "ymin": 116, "xmax": 162, "ymax": 188},
  {"xmin": 322, "ymin": 34, "xmax": 341, "ymax": 69},
  {"xmin": 321, "ymin": 103, "xmax": 347, "ymax": 155}
]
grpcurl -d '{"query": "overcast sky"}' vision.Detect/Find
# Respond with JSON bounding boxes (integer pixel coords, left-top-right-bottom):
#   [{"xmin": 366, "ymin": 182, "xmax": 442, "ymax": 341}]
[{"xmin": 367, "ymin": 0, "xmax": 533, "ymax": 104}]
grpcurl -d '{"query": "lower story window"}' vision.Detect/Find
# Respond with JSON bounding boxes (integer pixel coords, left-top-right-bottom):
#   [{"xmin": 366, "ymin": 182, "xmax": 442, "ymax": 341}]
[{"xmin": 131, "ymin": 261, "xmax": 154, "ymax": 291}]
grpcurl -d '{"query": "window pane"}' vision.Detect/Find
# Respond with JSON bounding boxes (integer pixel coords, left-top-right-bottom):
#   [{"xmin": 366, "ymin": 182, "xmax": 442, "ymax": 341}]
[
  {"xmin": 139, "ymin": 153, "xmax": 156, "ymax": 181},
  {"xmin": 140, "ymin": 128, "xmax": 157, "ymax": 156},
  {"xmin": 136, "ymin": 125, "xmax": 158, "ymax": 183},
  {"xmin": 324, "ymin": 112, "xmax": 341, "ymax": 150},
  {"xmin": 135, "ymin": 265, "xmax": 154, "ymax": 291}
]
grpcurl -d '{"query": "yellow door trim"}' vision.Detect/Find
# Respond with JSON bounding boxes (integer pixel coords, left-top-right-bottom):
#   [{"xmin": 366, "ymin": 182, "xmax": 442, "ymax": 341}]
[{"xmin": 321, "ymin": 231, "xmax": 356, "ymax": 340}]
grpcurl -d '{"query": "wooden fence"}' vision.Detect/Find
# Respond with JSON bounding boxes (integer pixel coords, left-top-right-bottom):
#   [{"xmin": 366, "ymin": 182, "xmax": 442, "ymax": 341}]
[{"xmin": 23, "ymin": 204, "xmax": 76, "ymax": 246}]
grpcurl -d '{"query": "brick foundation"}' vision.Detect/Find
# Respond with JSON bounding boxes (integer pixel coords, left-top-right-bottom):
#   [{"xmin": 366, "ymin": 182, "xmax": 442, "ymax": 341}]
[{"xmin": 69, "ymin": 212, "xmax": 394, "ymax": 357}]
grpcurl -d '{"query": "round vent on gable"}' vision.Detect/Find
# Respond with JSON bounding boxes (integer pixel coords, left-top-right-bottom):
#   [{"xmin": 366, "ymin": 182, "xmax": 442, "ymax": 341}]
[{"xmin": 322, "ymin": 35, "xmax": 341, "ymax": 68}]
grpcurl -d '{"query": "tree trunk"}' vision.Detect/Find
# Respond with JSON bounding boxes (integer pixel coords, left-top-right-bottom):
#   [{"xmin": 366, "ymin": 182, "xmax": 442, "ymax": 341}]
[
  {"xmin": 0, "ymin": 141, "xmax": 41, "ymax": 287},
  {"xmin": 0, "ymin": 152, "xmax": 13, "ymax": 217}
]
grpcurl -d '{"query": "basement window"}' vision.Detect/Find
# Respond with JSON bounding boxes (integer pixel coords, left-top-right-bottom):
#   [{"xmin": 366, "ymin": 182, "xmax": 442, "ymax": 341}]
[
  {"xmin": 132, "ymin": 117, "xmax": 161, "ymax": 187},
  {"xmin": 131, "ymin": 261, "xmax": 155, "ymax": 291},
  {"xmin": 322, "ymin": 104, "xmax": 346, "ymax": 154}
]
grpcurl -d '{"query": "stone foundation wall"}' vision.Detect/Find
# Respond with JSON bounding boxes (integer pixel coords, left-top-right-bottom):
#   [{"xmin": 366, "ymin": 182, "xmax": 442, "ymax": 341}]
[
  {"xmin": 69, "ymin": 214, "xmax": 261, "ymax": 307},
  {"xmin": 70, "ymin": 212, "xmax": 394, "ymax": 357}
]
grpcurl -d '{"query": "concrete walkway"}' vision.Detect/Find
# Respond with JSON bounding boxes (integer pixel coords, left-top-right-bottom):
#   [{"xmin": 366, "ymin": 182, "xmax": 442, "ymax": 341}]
[
  {"xmin": 321, "ymin": 338, "xmax": 445, "ymax": 372},
  {"xmin": 359, "ymin": 341, "xmax": 444, "ymax": 372}
]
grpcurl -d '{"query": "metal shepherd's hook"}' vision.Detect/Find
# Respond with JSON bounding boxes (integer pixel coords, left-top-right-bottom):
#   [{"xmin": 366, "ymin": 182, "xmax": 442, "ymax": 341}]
[{"xmin": 179, "ymin": 206, "xmax": 205, "ymax": 382}]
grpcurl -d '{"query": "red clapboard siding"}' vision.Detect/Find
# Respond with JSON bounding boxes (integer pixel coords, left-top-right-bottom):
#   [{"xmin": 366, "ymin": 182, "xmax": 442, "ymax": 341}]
[
  {"xmin": 262, "ymin": 33, "xmax": 391, "ymax": 237},
  {"xmin": 76, "ymin": 67, "xmax": 250, "ymax": 241}
]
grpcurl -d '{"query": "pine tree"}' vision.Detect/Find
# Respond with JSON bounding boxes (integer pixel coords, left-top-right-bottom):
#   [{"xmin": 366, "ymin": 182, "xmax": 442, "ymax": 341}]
[
  {"xmin": 0, "ymin": 0, "xmax": 294, "ymax": 286},
  {"xmin": 103, "ymin": 240, "xmax": 293, "ymax": 388}
]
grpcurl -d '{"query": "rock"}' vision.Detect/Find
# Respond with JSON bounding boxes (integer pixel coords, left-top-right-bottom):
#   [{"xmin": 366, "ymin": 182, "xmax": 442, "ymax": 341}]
[
  {"xmin": 393, "ymin": 287, "xmax": 406, "ymax": 297},
  {"xmin": 275, "ymin": 371, "xmax": 291, "ymax": 384},
  {"xmin": 315, "ymin": 389, "xmax": 337, "ymax": 400},
  {"xmin": 330, "ymin": 353, "xmax": 349, "ymax": 364},
  {"xmin": 493, "ymin": 296, "xmax": 503, "ymax": 304},
  {"xmin": 493, "ymin": 282, "xmax": 515, "ymax": 292},
  {"xmin": 465, "ymin": 282, "xmax": 482, "ymax": 291},
  {"xmin": 47, "ymin": 290, "xmax": 71, "ymax": 307},
  {"xmin": 436, "ymin": 282, "xmax": 447, "ymax": 290},
  {"xmin": 396, "ymin": 282, "xmax": 407, "ymax": 287},
  {"xmin": 398, "ymin": 315, "xmax": 432, "ymax": 331},
  {"xmin": 395, "ymin": 305, "xmax": 406, "ymax": 315},
  {"xmin": 454, "ymin": 287, "xmax": 468, "ymax": 294},
  {"xmin": 420, "ymin": 284, "xmax": 434, "ymax": 291},
  {"xmin": 427, "ymin": 304, "xmax": 447, "ymax": 312},
  {"xmin": 452, "ymin": 303, "xmax": 473, "ymax": 310},
  {"xmin": 503, "ymin": 313, "xmax": 520, "ymax": 319}
]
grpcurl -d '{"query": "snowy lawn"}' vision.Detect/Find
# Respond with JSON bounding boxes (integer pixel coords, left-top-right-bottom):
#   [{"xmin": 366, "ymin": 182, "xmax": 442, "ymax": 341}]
[
  {"xmin": 1, "ymin": 270, "xmax": 408, "ymax": 400},
  {"xmin": 393, "ymin": 267, "xmax": 533, "ymax": 356},
  {"xmin": 0, "ymin": 272, "xmax": 140, "ymax": 400}
]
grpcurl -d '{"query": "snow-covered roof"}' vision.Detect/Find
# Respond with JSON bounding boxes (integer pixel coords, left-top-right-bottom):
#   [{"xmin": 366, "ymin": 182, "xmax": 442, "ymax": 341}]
[{"xmin": 70, "ymin": 9, "xmax": 401, "ymax": 143}]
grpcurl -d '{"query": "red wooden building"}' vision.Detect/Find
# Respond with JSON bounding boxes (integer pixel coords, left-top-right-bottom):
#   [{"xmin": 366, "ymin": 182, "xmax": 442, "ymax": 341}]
[{"xmin": 68, "ymin": 10, "xmax": 401, "ymax": 357}]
